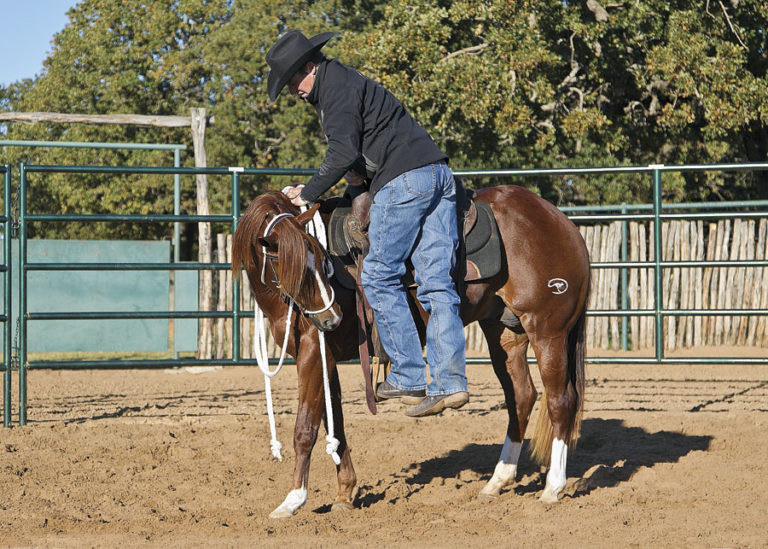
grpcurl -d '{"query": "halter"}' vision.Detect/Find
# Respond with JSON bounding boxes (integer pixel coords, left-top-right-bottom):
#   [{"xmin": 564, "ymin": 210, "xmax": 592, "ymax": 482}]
[
  {"xmin": 259, "ymin": 212, "xmax": 336, "ymax": 315},
  {"xmin": 254, "ymin": 206, "xmax": 341, "ymax": 465},
  {"xmin": 259, "ymin": 212, "xmax": 293, "ymax": 286}
]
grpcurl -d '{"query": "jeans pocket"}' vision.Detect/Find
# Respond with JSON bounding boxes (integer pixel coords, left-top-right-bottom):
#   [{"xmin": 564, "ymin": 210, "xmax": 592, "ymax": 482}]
[{"xmin": 403, "ymin": 165, "xmax": 436, "ymax": 198}]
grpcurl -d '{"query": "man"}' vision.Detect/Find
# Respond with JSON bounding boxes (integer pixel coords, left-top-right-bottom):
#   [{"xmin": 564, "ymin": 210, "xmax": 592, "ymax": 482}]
[{"xmin": 265, "ymin": 30, "xmax": 467, "ymax": 417}]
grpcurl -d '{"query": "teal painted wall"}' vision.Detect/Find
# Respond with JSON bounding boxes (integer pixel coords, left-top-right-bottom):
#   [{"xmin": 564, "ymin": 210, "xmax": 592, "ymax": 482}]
[
  {"xmin": 1, "ymin": 239, "xmax": 198, "ymax": 353},
  {"xmin": 173, "ymin": 268, "xmax": 199, "ymax": 353}
]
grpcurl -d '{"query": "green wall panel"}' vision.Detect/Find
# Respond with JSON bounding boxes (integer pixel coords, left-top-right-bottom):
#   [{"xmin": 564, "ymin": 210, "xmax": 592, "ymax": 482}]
[
  {"xmin": 173, "ymin": 268, "xmax": 199, "ymax": 353},
  {"xmin": 1, "ymin": 239, "xmax": 199, "ymax": 353}
]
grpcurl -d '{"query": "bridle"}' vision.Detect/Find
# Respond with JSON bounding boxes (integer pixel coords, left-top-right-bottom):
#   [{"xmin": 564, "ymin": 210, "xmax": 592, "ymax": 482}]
[
  {"xmin": 254, "ymin": 208, "xmax": 342, "ymax": 465},
  {"xmin": 260, "ymin": 212, "xmax": 336, "ymax": 316}
]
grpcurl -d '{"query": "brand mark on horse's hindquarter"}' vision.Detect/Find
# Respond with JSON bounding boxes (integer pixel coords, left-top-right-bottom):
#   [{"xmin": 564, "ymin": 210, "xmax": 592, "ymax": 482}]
[{"xmin": 548, "ymin": 278, "xmax": 569, "ymax": 295}]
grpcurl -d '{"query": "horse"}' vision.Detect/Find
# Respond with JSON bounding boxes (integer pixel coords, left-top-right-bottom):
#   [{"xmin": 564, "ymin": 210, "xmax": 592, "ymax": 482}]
[{"xmin": 231, "ymin": 184, "xmax": 590, "ymax": 518}]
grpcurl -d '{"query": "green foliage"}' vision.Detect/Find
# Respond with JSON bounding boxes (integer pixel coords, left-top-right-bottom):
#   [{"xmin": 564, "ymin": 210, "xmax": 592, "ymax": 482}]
[
  {"xmin": 1, "ymin": 0, "xmax": 232, "ymax": 238},
  {"xmin": 1, "ymin": 0, "xmax": 767, "ymax": 240}
]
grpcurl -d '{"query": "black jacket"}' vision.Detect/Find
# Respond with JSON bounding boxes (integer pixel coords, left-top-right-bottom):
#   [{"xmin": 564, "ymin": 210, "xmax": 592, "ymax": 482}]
[{"xmin": 299, "ymin": 59, "xmax": 447, "ymax": 203}]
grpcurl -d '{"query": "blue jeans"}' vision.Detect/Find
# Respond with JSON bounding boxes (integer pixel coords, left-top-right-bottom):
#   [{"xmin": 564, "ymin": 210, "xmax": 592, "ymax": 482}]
[{"xmin": 361, "ymin": 162, "xmax": 467, "ymax": 396}]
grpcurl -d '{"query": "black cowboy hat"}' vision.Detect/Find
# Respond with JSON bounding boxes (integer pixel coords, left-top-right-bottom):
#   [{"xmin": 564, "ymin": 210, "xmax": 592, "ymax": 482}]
[{"xmin": 266, "ymin": 30, "xmax": 336, "ymax": 101}]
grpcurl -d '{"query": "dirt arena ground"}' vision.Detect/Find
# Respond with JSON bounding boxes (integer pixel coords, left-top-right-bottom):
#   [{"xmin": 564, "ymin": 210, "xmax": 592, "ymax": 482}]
[{"xmin": 1, "ymin": 351, "xmax": 766, "ymax": 548}]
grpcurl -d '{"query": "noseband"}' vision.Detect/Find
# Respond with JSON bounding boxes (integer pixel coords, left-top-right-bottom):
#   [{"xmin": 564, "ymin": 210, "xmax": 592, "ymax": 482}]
[{"xmin": 260, "ymin": 212, "xmax": 336, "ymax": 316}]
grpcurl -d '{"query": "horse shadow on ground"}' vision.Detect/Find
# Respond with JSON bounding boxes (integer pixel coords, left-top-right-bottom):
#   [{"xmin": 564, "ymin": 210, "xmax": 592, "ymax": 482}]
[{"xmin": 354, "ymin": 418, "xmax": 711, "ymax": 507}]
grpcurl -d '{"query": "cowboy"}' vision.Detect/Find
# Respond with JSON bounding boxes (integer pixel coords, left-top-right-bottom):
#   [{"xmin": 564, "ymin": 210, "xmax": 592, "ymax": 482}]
[{"xmin": 265, "ymin": 30, "xmax": 468, "ymax": 417}]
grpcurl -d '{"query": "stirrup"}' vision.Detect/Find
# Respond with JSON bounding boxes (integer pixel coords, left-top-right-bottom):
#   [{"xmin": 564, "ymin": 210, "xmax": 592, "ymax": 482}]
[
  {"xmin": 371, "ymin": 356, "xmax": 391, "ymax": 402},
  {"xmin": 371, "ymin": 356, "xmax": 381, "ymax": 401}
]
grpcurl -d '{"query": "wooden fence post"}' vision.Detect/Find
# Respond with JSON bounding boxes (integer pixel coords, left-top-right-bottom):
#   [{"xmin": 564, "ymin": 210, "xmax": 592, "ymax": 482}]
[
  {"xmin": 191, "ymin": 107, "xmax": 213, "ymax": 359},
  {"xmin": 693, "ymin": 221, "xmax": 704, "ymax": 347},
  {"xmin": 216, "ymin": 233, "xmax": 227, "ymax": 359}
]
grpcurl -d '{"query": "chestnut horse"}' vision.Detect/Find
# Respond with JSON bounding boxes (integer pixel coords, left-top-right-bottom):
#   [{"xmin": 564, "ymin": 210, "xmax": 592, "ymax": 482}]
[{"xmin": 232, "ymin": 185, "xmax": 590, "ymax": 518}]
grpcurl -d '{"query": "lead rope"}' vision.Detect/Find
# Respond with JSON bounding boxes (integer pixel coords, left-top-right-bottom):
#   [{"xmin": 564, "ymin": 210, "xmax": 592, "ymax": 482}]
[
  {"xmin": 318, "ymin": 329, "xmax": 341, "ymax": 464},
  {"xmin": 255, "ymin": 299, "xmax": 293, "ymax": 461},
  {"xmin": 257, "ymin": 197, "xmax": 341, "ymax": 465},
  {"xmin": 303, "ymin": 205, "xmax": 342, "ymax": 465}
]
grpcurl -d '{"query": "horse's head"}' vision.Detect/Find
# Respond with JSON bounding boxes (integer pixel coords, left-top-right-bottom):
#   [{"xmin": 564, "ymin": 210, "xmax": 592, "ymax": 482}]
[{"xmin": 234, "ymin": 192, "xmax": 342, "ymax": 332}]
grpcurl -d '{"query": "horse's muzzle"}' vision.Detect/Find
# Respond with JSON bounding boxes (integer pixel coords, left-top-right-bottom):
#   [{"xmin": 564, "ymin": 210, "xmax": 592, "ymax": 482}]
[{"xmin": 312, "ymin": 309, "xmax": 343, "ymax": 332}]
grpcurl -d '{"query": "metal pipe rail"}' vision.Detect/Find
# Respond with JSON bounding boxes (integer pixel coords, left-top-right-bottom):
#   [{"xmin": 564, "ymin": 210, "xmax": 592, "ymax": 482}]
[
  {"xmin": 1, "ymin": 140, "xmax": 187, "ymax": 261},
  {"xmin": 17, "ymin": 163, "xmax": 250, "ymax": 425},
  {"xmin": 29, "ymin": 214, "xmax": 231, "ymax": 223},
  {"xmin": 1, "ymin": 165, "xmax": 11, "ymax": 427},
  {"xmin": 25, "ymin": 358, "xmax": 264, "ymax": 371},
  {"xmin": 9, "ymin": 161, "xmax": 768, "ymax": 427},
  {"xmin": 26, "ymin": 262, "xmax": 231, "ymax": 271},
  {"xmin": 457, "ymin": 163, "xmax": 768, "ymax": 365}
]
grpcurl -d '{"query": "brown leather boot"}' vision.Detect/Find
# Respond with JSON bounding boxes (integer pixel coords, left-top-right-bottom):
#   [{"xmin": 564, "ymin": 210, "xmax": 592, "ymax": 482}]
[
  {"xmin": 376, "ymin": 380, "xmax": 426, "ymax": 405},
  {"xmin": 404, "ymin": 392, "xmax": 469, "ymax": 417}
]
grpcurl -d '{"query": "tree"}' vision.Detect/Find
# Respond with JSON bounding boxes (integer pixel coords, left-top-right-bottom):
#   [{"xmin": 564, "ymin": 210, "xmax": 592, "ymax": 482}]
[
  {"xmin": 630, "ymin": 0, "xmax": 768, "ymax": 201},
  {"xmin": 200, "ymin": 0, "xmax": 374, "ymax": 202},
  {"xmin": 335, "ymin": 0, "xmax": 768, "ymax": 204},
  {"xmin": 1, "ymin": 0, "xmax": 232, "ymax": 240},
  {"xmin": 2, "ymin": 0, "xmax": 767, "ymax": 221}
]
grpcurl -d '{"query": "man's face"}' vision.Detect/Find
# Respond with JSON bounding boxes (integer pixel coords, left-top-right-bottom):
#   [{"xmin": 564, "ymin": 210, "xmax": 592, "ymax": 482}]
[{"xmin": 287, "ymin": 62, "xmax": 316, "ymax": 100}]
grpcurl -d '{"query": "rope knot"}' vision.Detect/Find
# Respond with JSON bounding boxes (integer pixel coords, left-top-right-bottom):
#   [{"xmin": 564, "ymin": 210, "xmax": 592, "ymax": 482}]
[
  {"xmin": 325, "ymin": 435, "xmax": 341, "ymax": 465},
  {"xmin": 270, "ymin": 439, "xmax": 284, "ymax": 461}
]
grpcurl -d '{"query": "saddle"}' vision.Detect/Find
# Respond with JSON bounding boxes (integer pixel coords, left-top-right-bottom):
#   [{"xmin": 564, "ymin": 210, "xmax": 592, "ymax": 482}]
[
  {"xmin": 327, "ymin": 183, "xmax": 502, "ymax": 291},
  {"xmin": 324, "ymin": 182, "xmax": 503, "ymax": 415}
]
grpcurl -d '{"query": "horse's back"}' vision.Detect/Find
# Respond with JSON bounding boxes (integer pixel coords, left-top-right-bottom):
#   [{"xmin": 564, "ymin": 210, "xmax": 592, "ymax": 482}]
[{"xmin": 476, "ymin": 185, "xmax": 589, "ymax": 326}]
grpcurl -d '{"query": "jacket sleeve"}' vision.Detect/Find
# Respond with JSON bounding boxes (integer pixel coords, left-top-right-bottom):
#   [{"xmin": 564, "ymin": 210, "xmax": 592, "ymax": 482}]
[{"xmin": 300, "ymin": 82, "xmax": 364, "ymax": 203}]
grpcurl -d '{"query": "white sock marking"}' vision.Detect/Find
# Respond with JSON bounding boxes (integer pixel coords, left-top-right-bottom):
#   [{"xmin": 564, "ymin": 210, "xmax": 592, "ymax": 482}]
[
  {"xmin": 270, "ymin": 486, "xmax": 308, "ymax": 518},
  {"xmin": 544, "ymin": 438, "xmax": 568, "ymax": 497},
  {"xmin": 481, "ymin": 436, "xmax": 521, "ymax": 496}
]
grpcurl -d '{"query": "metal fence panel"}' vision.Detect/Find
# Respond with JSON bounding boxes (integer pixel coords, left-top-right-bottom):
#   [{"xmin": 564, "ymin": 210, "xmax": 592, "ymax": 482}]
[{"xmin": 22, "ymin": 239, "xmax": 170, "ymax": 352}]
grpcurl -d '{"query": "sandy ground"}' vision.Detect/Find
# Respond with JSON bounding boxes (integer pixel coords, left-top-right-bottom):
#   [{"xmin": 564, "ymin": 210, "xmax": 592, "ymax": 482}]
[{"xmin": 1, "ymin": 353, "xmax": 767, "ymax": 548}]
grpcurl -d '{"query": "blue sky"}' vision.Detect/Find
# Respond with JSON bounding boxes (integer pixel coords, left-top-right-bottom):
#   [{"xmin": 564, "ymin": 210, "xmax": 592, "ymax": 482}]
[{"xmin": 0, "ymin": 1, "xmax": 78, "ymax": 87}]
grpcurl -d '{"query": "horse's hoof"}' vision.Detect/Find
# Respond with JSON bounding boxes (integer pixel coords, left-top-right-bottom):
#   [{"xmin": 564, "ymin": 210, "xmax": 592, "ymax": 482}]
[
  {"xmin": 477, "ymin": 492, "xmax": 498, "ymax": 504},
  {"xmin": 331, "ymin": 501, "xmax": 354, "ymax": 512},
  {"xmin": 269, "ymin": 507, "xmax": 295, "ymax": 519},
  {"xmin": 539, "ymin": 490, "xmax": 560, "ymax": 504}
]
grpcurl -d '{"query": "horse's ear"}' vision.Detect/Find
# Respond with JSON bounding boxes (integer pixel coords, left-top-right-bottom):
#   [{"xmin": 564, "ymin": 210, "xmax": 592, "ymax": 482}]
[{"xmin": 296, "ymin": 203, "xmax": 321, "ymax": 227}]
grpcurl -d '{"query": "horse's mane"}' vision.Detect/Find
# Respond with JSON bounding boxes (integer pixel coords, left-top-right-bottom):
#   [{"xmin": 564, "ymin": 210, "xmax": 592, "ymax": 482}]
[{"xmin": 232, "ymin": 191, "xmax": 324, "ymax": 304}]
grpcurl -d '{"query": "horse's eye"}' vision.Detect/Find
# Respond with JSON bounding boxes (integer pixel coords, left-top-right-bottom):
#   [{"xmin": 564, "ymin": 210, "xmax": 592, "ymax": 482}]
[{"xmin": 324, "ymin": 258, "xmax": 334, "ymax": 278}]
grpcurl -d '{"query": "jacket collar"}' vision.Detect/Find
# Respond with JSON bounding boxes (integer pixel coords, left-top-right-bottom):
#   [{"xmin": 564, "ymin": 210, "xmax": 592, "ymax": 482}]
[{"xmin": 305, "ymin": 59, "xmax": 327, "ymax": 105}]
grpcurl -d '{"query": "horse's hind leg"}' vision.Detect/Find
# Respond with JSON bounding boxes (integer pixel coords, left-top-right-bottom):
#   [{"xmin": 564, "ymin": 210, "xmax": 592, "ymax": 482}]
[
  {"xmin": 477, "ymin": 321, "xmax": 537, "ymax": 501},
  {"xmin": 531, "ymin": 335, "xmax": 577, "ymax": 503}
]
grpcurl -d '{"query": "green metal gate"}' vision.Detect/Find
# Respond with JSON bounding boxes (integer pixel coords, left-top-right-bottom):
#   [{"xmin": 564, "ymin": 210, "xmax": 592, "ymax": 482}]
[
  {"xmin": 455, "ymin": 163, "xmax": 768, "ymax": 365},
  {"xmin": 1, "ymin": 165, "xmax": 11, "ymax": 427},
  {"xmin": 4, "ymin": 161, "xmax": 768, "ymax": 427}
]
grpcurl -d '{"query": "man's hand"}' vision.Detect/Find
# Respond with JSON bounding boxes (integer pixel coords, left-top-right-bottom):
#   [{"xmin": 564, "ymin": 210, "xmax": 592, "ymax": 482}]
[{"xmin": 282, "ymin": 184, "xmax": 308, "ymax": 207}]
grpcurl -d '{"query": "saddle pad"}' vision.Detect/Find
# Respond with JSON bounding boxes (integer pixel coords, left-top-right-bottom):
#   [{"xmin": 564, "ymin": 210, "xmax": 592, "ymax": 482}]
[{"xmin": 464, "ymin": 200, "xmax": 502, "ymax": 282}]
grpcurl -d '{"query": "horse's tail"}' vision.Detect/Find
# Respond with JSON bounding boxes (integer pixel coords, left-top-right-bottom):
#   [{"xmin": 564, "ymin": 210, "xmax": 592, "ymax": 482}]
[{"xmin": 530, "ymin": 298, "xmax": 588, "ymax": 465}]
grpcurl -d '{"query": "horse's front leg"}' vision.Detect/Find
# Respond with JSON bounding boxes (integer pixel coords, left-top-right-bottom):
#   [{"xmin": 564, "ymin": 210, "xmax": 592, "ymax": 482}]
[
  {"xmin": 269, "ymin": 335, "xmax": 355, "ymax": 518},
  {"xmin": 266, "ymin": 330, "xmax": 323, "ymax": 518}
]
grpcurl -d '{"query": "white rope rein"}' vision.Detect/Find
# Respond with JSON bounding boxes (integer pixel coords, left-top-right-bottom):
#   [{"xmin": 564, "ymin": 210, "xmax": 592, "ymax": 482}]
[
  {"xmin": 318, "ymin": 329, "xmax": 341, "ymax": 464},
  {"xmin": 254, "ymin": 299, "xmax": 293, "ymax": 461},
  {"xmin": 256, "ymin": 196, "xmax": 340, "ymax": 465}
]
